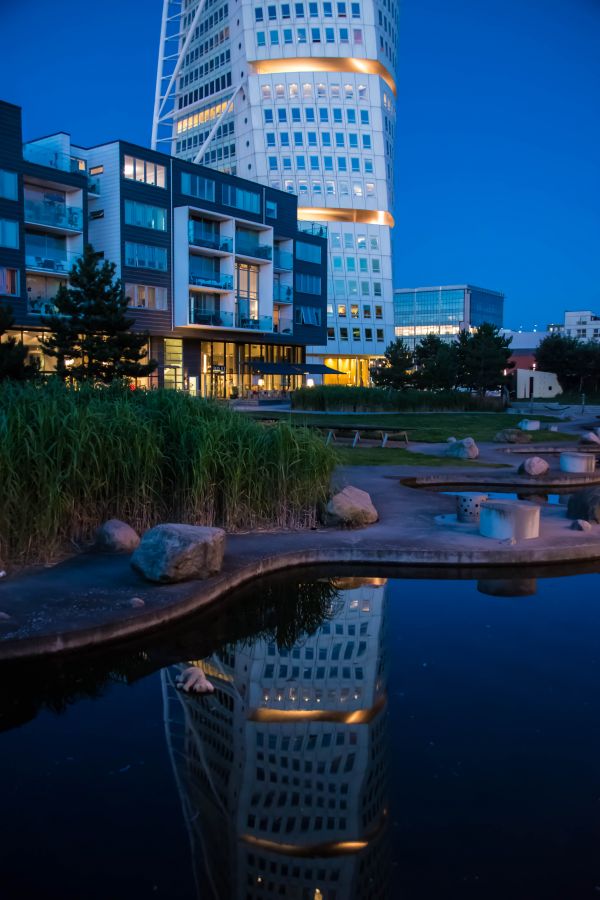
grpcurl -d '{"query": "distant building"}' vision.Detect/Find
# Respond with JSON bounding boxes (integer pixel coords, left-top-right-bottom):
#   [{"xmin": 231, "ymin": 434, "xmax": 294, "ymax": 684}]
[
  {"xmin": 500, "ymin": 330, "xmax": 548, "ymax": 371},
  {"xmin": 393, "ymin": 284, "xmax": 504, "ymax": 350},
  {"xmin": 563, "ymin": 310, "xmax": 600, "ymax": 341}
]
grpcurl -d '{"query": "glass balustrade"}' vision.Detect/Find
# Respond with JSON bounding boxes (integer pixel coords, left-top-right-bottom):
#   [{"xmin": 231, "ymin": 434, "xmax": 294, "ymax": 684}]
[
  {"xmin": 297, "ymin": 220, "xmax": 329, "ymax": 238},
  {"xmin": 23, "ymin": 144, "xmax": 86, "ymax": 174},
  {"xmin": 188, "ymin": 223, "xmax": 233, "ymax": 252},
  {"xmin": 274, "ymin": 317, "xmax": 294, "ymax": 334},
  {"xmin": 273, "ymin": 282, "xmax": 293, "ymax": 303},
  {"xmin": 189, "ymin": 302, "xmax": 234, "ymax": 327},
  {"xmin": 274, "ymin": 248, "xmax": 294, "ymax": 270},
  {"xmin": 189, "ymin": 270, "xmax": 233, "ymax": 290},
  {"xmin": 235, "ymin": 234, "xmax": 273, "ymax": 260},
  {"xmin": 24, "ymin": 200, "xmax": 83, "ymax": 231},
  {"xmin": 24, "ymin": 248, "xmax": 79, "ymax": 275}
]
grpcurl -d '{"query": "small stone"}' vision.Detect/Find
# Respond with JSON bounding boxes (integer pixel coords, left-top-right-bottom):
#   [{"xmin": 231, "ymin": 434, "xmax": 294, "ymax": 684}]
[
  {"xmin": 0, "ymin": 611, "xmax": 12, "ymax": 621},
  {"xmin": 96, "ymin": 519, "xmax": 140, "ymax": 552},
  {"xmin": 494, "ymin": 429, "xmax": 532, "ymax": 444},
  {"xmin": 447, "ymin": 436, "xmax": 457, "ymax": 443},
  {"xmin": 580, "ymin": 431, "xmax": 600, "ymax": 445},
  {"xmin": 131, "ymin": 523, "xmax": 226, "ymax": 583},
  {"xmin": 502, "ymin": 537, "xmax": 517, "ymax": 545},
  {"xmin": 518, "ymin": 456, "xmax": 550, "ymax": 477},
  {"xmin": 570, "ymin": 519, "xmax": 592, "ymax": 531},
  {"xmin": 549, "ymin": 425, "xmax": 559, "ymax": 432},
  {"xmin": 325, "ymin": 486, "xmax": 378, "ymax": 527},
  {"xmin": 129, "ymin": 597, "xmax": 145, "ymax": 608}
]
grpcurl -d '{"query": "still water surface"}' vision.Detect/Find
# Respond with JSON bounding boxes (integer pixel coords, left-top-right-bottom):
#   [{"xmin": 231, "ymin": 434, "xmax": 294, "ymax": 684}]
[{"xmin": 1, "ymin": 568, "xmax": 600, "ymax": 899}]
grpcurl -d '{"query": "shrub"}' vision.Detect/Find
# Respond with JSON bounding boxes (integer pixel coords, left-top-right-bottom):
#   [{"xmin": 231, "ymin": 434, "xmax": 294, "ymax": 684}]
[
  {"xmin": 0, "ymin": 381, "xmax": 336, "ymax": 566},
  {"xmin": 291, "ymin": 386, "xmax": 503, "ymax": 412}
]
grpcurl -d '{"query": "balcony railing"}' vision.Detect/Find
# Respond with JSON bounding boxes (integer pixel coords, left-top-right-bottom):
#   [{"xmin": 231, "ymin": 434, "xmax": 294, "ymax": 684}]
[
  {"xmin": 88, "ymin": 176, "xmax": 101, "ymax": 195},
  {"xmin": 235, "ymin": 312, "xmax": 273, "ymax": 332},
  {"xmin": 189, "ymin": 305, "xmax": 234, "ymax": 327},
  {"xmin": 189, "ymin": 271, "xmax": 234, "ymax": 291},
  {"xmin": 236, "ymin": 235, "xmax": 272, "ymax": 260},
  {"xmin": 25, "ymin": 250, "xmax": 79, "ymax": 275},
  {"xmin": 273, "ymin": 282, "xmax": 293, "ymax": 303},
  {"xmin": 274, "ymin": 248, "xmax": 294, "ymax": 270},
  {"xmin": 189, "ymin": 224, "xmax": 233, "ymax": 253},
  {"xmin": 25, "ymin": 200, "xmax": 83, "ymax": 231},
  {"xmin": 274, "ymin": 317, "xmax": 293, "ymax": 335},
  {"xmin": 298, "ymin": 221, "xmax": 328, "ymax": 239},
  {"xmin": 27, "ymin": 295, "xmax": 60, "ymax": 316},
  {"xmin": 23, "ymin": 144, "xmax": 86, "ymax": 174}
]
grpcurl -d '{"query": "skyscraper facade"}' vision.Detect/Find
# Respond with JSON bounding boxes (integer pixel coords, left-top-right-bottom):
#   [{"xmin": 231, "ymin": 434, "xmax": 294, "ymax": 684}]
[{"xmin": 154, "ymin": 0, "xmax": 399, "ymax": 385}]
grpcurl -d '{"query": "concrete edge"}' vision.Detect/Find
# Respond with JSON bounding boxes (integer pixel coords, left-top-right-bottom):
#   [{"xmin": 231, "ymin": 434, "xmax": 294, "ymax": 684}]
[{"xmin": 2, "ymin": 541, "xmax": 600, "ymax": 662}]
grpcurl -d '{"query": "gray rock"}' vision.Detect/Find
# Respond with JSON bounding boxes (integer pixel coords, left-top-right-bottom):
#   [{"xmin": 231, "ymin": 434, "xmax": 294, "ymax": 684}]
[
  {"xmin": 131, "ymin": 524, "xmax": 226, "ymax": 583},
  {"xmin": 518, "ymin": 456, "xmax": 550, "ymax": 477},
  {"xmin": 494, "ymin": 429, "xmax": 533, "ymax": 444},
  {"xmin": 444, "ymin": 437, "xmax": 479, "ymax": 459},
  {"xmin": 96, "ymin": 519, "xmax": 140, "ymax": 552},
  {"xmin": 447, "ymin": 436, "xmax": 457, "ymax": 443},
  {"xmin": 567, "ymin": 489, "xmax": 600, "ymax": 523},
  {"xmin": 325, "ymin": 486, "xmax": 378, "ymax": 527},
  {"xmin": 570, "ymin": 519, "xmax": 592, "ymax": 531},
  {"xmin": 129, "ymin": 596, "xmax": 145, "ymax": 608}
]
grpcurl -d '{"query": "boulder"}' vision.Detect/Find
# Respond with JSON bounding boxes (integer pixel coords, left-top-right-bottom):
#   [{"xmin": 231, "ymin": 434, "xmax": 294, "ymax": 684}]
[
  {"xmin": 570, "ymin": 519, "xmax": 592, "ymax": 532},
  {"xmin": 325, "ymin": 486, "xmax": 378, "ymax": 527},
  {"xmin": 580, "ymin": 431, "xmax": 600, "ymax": 445},
  {"xmin": 131, "ymin": 523, "xmax": 226, "ymax": 583},
  {"xmin": 96, "ymin": 519, "xmax": 140, "ymax": 553},
  {"xmin": 444, "ymin": 437, "xmax": 479, "ymax": 459},
  {"xmin": 447, "ymin": 436, "xmax": 457, "ymax": 443},
  {"xmin": 494, "ymin": 429, "xmax": 533, "ymax": 444},
  {"xmin": 567, "ymin": 489, "xmax": 600, "ymax": 523},
  {"xmin": 518, "ymin": 456, "xmax": 550, "ymax": 477}
]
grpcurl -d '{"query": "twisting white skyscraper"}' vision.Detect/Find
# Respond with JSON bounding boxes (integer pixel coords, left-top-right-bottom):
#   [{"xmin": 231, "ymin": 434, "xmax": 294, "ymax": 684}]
[{"xmin": 154, "ymin": 0, "xmax": 399, "ymax": 385}]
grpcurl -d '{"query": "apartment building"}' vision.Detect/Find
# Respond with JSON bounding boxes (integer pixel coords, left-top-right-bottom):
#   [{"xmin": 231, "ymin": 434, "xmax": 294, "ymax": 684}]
[{"xmin": 0, "ymin": 99, "xmax": 328, "ymax": 397}]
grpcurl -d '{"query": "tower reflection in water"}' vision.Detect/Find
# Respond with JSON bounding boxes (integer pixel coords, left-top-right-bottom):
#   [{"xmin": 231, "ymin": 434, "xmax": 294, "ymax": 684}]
[{"xmin": 162, "ymin": 577, "xmax": 390, "ymax": 900}]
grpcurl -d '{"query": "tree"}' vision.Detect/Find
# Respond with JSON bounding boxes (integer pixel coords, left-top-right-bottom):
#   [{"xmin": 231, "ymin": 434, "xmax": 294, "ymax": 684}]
[
  {"xmin": 370, "ymin": 338, "xmax": 414, "ymax": 389},
  {"xmin": 40, "ymin": 244, "xmax": 157, "ymax": 384},
  {"xmin": 535, "ymin": 333, "xmax": 588, "ymax": 392},
  {"xmin": 456, "ymin": 323, "xmax": 513, "ymax": 395},
  {"xmin": 0, "ymin": 303, "xmax": 39, "ymax": 381},
  {"xmin": 413, "ymin": 333, "xmax": 458, "ymax": 390}
]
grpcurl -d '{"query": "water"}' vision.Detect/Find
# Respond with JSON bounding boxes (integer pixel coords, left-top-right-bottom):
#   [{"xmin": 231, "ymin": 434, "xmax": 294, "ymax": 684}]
[{"xmin": 1, "ymin": 566, "xmax": 600, "ymax": 899}]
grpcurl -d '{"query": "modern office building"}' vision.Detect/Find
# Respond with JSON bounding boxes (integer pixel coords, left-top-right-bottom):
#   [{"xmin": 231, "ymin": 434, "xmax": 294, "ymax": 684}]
[
  {"xmin": 0, "ymin": 99, "xmax": 328, "ymax": 396},
  {"xmin": 393, "ymin": 284, "xmax": 505, "ymax": 350},
  {"xmin": 153, "ymin": 0, "xmax": 399, "ymax": 385},
  {"xmin": 162, "ymin": 577, "xmax": 390, "ymax": 898}
]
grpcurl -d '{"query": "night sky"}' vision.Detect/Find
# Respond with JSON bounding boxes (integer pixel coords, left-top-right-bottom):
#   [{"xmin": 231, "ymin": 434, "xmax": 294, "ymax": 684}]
[{"xmin": 1, "ymin": 0, "xmax": 598, "ymax": 329}]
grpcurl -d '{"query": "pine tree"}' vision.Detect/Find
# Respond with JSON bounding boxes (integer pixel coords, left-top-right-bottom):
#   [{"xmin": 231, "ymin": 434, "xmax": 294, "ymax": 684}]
[
  {"xmin": 414, "ymin": 334, "xmax": 458, "ymax": 390},
  {"xmin": 456, "ymin": 323, "xmax": 513, "ymax": 395},
  {"xmin": 0, "ymin": 303, "xmax": 39, "ymax": 381},
  {"xmin": 40, "ymin": 244, "xmax": 157, "ymax": 384},
  {"xmin": 371, "ymin": 337, "xmax": 414, "ymax": 389}
]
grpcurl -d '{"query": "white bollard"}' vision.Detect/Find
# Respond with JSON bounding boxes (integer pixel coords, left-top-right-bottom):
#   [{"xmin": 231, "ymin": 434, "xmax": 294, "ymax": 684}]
[
  {"xmin": 559, "ymin": 452, "xmax": 596, "ymax": 474},
  {"xmin": 479, "ymin": 499, "xmax": 540, "ymax": 540},
  {"xmin": 456, "ymin": 493, "xmax": 489, "ymax": 523}
]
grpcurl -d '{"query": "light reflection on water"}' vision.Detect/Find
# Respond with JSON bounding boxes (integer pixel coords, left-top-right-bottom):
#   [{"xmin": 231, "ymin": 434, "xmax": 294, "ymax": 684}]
[{"xmin": 1, "ymin": 566, "xmax": 600, "ymax": 899}]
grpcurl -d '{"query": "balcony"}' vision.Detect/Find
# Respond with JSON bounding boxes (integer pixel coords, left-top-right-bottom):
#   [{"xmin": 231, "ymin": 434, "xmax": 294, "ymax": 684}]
[
  {"xmin": 189, "ymin": 271, "xmax": 233, "ymax": 291},
  {"xmin": 25, "ymin": 250, "xmax": 78, "ymax": 275},
  {"xmin": 23, "ymin": 144, "xmax": 86, "ymax": 174},
  {"xmin": 27, "ymin": 295, "xmax": 60, "ymax": 317},
  {"xmin": 274, "ymin": 316, "xmax": 293, "ymax": 335},
  {"xmin": 273, "ymin": 282, "xmax": 293, "ymax": 303},
  {"xmin": 88, "ymin": 176, "xmax": 101, "ymax": 195},
  {"xmin": 25, "ymin": 200, "xmax": 83, "ymax": 232},
  {"xmin": 274, "ymin": 248, "xmax": 293, "ymax": 271},
  {"xmin": 236, "ymin": 234, "xmax": 273, "ymax": 261},
  {"xmin": 189, "ymin": 304, "xmax": 234, "ymax": 327},
  {"xmin": 188, "ymin": 223, "xmax": 233, "ymax": 253},
  {"xmin": 298, "ymin": 221, "xmax": 328, "ymax": 239},
  {"xmin": 235, "ymin": 311, "xmax": 273, "ymax": 332}
]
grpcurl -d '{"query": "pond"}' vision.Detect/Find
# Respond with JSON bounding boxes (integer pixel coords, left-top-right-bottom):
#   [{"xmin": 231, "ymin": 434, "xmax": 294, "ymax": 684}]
[{"xmin": 1, "ymin": 565, "xmax": 600, "ymax": 899}]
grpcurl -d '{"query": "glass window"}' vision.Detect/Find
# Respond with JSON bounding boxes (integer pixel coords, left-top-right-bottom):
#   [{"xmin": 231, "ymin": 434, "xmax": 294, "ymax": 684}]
[
  {"xmin": 124, "ymin": 199, "xmax": 167, "ymax": 231},
  {"xmin": 0, "ymin": 267, "xmax": 19, "ymax": 296},
  {"xmin": 0, "ymin": 218, "xmax": 19, "ymax": 249},
  {"xmin": 337, "ymin": 304, "xmax": 346, "ymax": 317},
  {"xmin": 352, "ymin": 327, "xmax": 360, "ymax": 340},
  {"xmin": 125, "ymin": 283, "xmax": 168, "ymax": 310},
  {"xmin": 296, "ymin": 241, "xmax": 322, "ymax": 264},
  {"xmin": 339, "ymin": 327, "xmax": 348, "ymax": 340},
  {"xmin": 295, "ymin": 272, "xmax": 322, "ymax": 294},
  {"xmin": 124, "ymin": 242, "xmax": 167, "ymax": 271},
  {"xmin": 375, "ymin": 305, "xmax": 383, "ymax": 319},
  {"xmin": 376, "ymin": 328, "xmax": 384, "ymax": 342},
  {"xmin": 266, "ymin": 200, "xmax": 278, "ymax": 218},
  {"xmin": 181, "ymin": 171, "xmax": 216, "ymax": 202},
  {"xmin": 0, "ymin": 169, "xmax": 18, "ymax": 201},
  {"xmin": 222, "ymin": 183, "xmax": 261, "ymax": 214},
  {"xmin": 123, "ymin": 155, "xmax": 166, "ymax": 188}
]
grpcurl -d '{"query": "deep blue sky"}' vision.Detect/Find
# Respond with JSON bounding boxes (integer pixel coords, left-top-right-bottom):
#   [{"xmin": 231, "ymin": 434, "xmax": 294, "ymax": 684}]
[{"xmin": 1, "ymin": 0, "xmax": 598, "ymax": 329}]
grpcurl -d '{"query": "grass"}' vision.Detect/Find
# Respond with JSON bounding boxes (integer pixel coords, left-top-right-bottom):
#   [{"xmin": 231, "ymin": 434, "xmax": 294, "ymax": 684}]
[
  {"xmin": 0, "ymin": 381, "xmax": 336, "ymax": 567},
  {"xmin": 333, "ymin": 446, "xmax": 510, "ymax": 467},
  {"xmin": 243, "ymin": 411, "xmax": 572, "ymax": 444}
]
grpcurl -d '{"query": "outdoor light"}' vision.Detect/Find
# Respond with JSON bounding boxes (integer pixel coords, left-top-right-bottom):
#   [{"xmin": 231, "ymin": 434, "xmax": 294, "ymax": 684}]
[
  {"xmin": 306, "ymin": 378, "xmax": 315, "ymax": 388},
  {"xmin": 257, "ymin": 377, "xmax": 264, "ymax": 387}
]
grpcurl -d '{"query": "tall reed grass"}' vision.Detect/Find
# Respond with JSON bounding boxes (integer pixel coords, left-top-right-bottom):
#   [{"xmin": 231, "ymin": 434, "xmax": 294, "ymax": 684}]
[
  {"xmin": 292, "ymin": 385, "xmax": 504, "ymax": 412},
  {"xmin": 0, "ymin": 381, "xmax": 335, "ymax": 566}
]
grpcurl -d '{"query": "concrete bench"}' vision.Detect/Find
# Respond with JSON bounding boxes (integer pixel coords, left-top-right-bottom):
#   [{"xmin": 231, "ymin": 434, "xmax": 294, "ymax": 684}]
[
  {"xmin": 325, "ymin": 427, "xmax": 408, "ymax": 448},
  {"xmin": 479, "ymin": 499, "xmax": 540, "ymax": 540},
  {"xmin": 560, "ymin": 451, "xmax": 596, "ymax": 474}
]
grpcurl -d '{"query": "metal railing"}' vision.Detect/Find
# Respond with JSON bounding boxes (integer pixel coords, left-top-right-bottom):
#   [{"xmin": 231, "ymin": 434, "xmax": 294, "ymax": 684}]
[
  {"xmin": 189, "ymin": 271, "xmax": 234, "ymax": 290},
  {"xmin": 25, "ymin": 250, "xmax": 79, "ymax": 274},
  {"xmin": 297, "ymin": 221, "xmax": 328, "ymax": 239},
  {"xmin": 189, "ymin": 304, "xmax": 234, "ymax": 327},
  {"xmin": 274, "ymin": 248, "xmax": 293, "ymax": 270}
]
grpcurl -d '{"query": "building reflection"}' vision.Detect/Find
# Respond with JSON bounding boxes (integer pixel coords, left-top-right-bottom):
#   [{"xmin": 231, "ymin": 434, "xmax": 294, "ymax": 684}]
[{"xmin": 162, "ymin": 578, "xmax": 390, "ymax": 900}]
